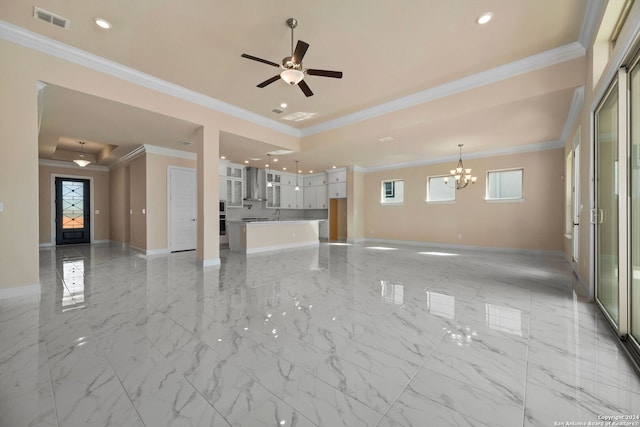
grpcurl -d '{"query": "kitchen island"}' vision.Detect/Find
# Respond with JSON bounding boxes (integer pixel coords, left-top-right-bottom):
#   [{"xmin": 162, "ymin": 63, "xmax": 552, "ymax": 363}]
[{"xmin": 227, "ymin": 219, "xmax": 321, "ymax": 254}]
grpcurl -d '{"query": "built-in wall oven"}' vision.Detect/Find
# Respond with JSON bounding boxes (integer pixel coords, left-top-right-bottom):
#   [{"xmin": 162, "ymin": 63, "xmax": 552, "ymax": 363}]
[{"xmin": 219, "ymin": 201, "xmax": 226, "ymax": 235}]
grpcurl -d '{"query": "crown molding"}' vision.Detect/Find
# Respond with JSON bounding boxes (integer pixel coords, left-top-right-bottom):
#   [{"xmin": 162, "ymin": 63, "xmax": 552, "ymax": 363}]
[
  {"xmin": 38, "ymin": 158, "xmax": 109, "ymax": 171},
  {"xmin": 361, "ymin": 140, "xmax": 564, "ymax": 173},
  {"xmin": 0, "ymin": 20, "xmax": 300, "ymax": 138},
  {"xmin": 579, "ymin": 0, "xmax": 607, "ymax": 48},
  {"xmin": 300, "ymin": 42, "xmax": 586, "ymax": 137},
  {"xmin": 109, "ymin": 145, "xmax": 145, "ymax": 169},
  {"xmin": 560, "ymin": 86, "xmax": 585, "ymax": 143},
  {"xmin": 108, "ymin": 144, "xmax": 196, "ymax": 170},
  {"xmin": 143, "ymin": 144, "xmax": 197, "ymax": 160},
  {"xmin": 2, "ymin": 20, "xmax": 587, "ymax": 143}
]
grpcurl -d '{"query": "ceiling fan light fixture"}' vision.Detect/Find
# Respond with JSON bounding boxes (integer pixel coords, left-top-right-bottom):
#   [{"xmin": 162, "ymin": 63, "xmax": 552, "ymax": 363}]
[{"xmin": 280, "ymin": 69, "xmax": 304, "ymax": 85}]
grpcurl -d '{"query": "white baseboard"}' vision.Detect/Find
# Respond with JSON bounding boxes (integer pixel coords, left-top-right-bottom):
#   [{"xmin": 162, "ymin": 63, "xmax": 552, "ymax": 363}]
[
  {"xmin": 202, "ymin": 258, "xmax": 221, "ymax": 267},
  {"xmin": 362, "ymin": 238, "xmax": 565, "ymax": 257},
  {"xmin": 0, "ymin": 284, "xmax": 41, "ymax": 300},
  {"xmin": 146, "ymin": 248, "xmax": 170, "ymax": 256},
  {"xmin": 39, "ymin": 242, "xmax": 54, "ymax": 248},
  {"xmin": 93, "ymin": 240, "xmax": 110, "ymax": 244}
]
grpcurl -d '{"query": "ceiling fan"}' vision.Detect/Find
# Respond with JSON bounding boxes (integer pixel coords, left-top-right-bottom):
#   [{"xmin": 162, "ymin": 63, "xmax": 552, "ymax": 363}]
[{"xmin": 241, "ymin": 18, "xmax": 343, "ymax": 97}]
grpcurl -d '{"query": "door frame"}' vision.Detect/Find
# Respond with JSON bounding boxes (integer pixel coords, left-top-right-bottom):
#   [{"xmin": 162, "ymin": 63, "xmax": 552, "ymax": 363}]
[
  {"xmin": 50, "ymin": 173, "xmax": 95, "ymax": 245},
  {"xmin": 572, "ymin": 127, "xmax": 581, "ymax": 270},
  {"xmin": 167, "ymin": 166, "xmax": 197, "ymax": 252}
]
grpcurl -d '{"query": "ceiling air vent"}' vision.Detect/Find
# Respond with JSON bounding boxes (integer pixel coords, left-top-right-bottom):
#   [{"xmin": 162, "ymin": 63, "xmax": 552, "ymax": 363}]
[
  {"xmin": 33, "ymin": 7, "xmax": 70, "ymax": 29},
  {"xmin": 272, "ymin": 108, "xmax": 284, "ymax": 114}
]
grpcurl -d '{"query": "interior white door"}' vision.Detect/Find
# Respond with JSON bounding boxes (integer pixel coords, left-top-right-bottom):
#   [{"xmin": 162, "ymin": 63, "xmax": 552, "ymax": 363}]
[{"xmin": 169, "ymin": 167, "xmax": 197, "ymax": 252}]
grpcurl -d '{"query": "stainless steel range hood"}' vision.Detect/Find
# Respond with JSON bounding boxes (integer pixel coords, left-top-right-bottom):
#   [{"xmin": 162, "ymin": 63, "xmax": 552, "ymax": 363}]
[{"xmin": 244, "ymin": 167, "xmax": 265, "ymax": 201}]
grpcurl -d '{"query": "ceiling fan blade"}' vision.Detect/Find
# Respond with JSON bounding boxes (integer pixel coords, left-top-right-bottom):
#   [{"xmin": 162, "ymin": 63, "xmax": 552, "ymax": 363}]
[
  {"xmin": 241, "ymin": 53, "xmax": 280, "ymax": 68},
  {"xmin": 292, "ymin": 40, "xmax": 310, "ymax": 64},
  {"xmin": 306, "ymin": 69, "xmax": 343, "ymax": 79},
  {"xmin": 257, "ymin": 75, "xmax": 281, "ymax": 88},
  {"xmin": 298, "ymin": 79, "xmax": 314, "ymax": 97}
]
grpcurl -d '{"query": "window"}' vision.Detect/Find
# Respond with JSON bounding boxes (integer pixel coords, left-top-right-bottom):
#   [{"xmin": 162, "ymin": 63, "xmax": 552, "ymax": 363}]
[
  {"xmin": 427, "ymin": 175, "xmax": 455, "ymax": 202},
  {"xmin": 381, "ymin": 179, "xmax": 404, "ymax": 204},
  {"xmin": 486, "ymin": 168, "xmax": 523, "ymax": 201}
]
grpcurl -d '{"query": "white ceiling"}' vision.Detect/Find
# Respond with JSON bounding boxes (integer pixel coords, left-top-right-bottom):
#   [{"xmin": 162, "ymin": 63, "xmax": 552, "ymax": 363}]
[{"xmin": 0, "ymin": 0, "xmax": 597, "ymax": 172}]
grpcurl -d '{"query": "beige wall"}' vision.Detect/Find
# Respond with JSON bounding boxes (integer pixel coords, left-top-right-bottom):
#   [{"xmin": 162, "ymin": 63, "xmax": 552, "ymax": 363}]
[
  {"xmin": 363, "ymin": 149, "xmax": 564, "ymax": 251},
  {"xmin": 0, "ymin": 41, "xmax": 40, "ymax": 289},
  {"xmin": 109, "ymin": 164, "xmax": 130, "ymax": 244},
  {"xmin": 146, "ymin": 153, "xmax": 197, "ymax": 251},
  {"xmin": 129, "ymin": 155, "xmax": 147, "ymax": 251},
  {"xmin": 38, "ymin": 164, "xmax": 110, "ymax": 244},
  {"xmin": 347, "ymin": 169, "xmax": 365, "ymax": 241},
  {"xmin": 0, "ymin": 36, "xmax": 300, "ymax": 290}
]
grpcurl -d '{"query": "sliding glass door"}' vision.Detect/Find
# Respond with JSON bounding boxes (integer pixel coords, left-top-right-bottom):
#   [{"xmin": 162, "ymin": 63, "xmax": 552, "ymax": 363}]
[
  {"xmin": 595, "ymin": 82, "xmax": 620, "ymax": 327},
  {"xmin": 630, "ymin": 62, "xmax": 640, "ymax": 348},
  {"xmin": 595, "ymin": 54, "xmax": 640, "ymax": 361}
]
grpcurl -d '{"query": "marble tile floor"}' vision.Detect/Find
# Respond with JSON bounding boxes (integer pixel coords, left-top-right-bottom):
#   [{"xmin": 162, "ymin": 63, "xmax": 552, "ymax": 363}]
[{"xmin": 1, "ymin": 242, "xmax": 639, "ymax": 427}]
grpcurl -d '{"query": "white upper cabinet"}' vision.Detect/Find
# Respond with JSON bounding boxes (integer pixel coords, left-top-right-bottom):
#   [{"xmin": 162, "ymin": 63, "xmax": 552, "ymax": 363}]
[
  {"xmin": 272, "ymin": 171, "xmax": 303, "ymax": 209},
  {"xmin": 303, "ymin": 172, "xmax": 328, "ymax": 209},
  {"xmin": 220, "ymin": 161, "xmax": 244, "ymax": 206},
  {"xmin": 327, "ymin": 167, "xmax": 347, "ymax": 198},
  {"xmin": 327, "ymin": 168, "xmax": 347, "ymax": 183}
]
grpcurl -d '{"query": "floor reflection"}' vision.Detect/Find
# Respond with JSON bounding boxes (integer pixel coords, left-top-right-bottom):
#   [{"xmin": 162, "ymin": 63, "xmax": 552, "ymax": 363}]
[
  {"xmin": 426, "ymin": 291, "xmax": 456, "ymax": 319},
  {"xmin": 59, "ymin": 259, "xmax": 86, "ymax": 312},
  {"xmin": 485, "ymin": 303, "xmax": 523, "ymax": 336},
  {"xmin": 381, "ymin": 280, "xmax": 404, "ymax": 305}
]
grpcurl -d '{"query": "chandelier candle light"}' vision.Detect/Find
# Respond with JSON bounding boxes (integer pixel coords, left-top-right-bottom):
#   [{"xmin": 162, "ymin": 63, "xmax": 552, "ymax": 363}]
[{"xmin": 443, "ymin": 144, "xmax": 477, "ymax": 190}]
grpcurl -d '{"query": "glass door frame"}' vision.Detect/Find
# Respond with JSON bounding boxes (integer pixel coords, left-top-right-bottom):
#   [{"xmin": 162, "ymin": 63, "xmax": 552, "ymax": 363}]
[
  {"xmin": 50, "ymin": 173, "xmax": 95, "ymax": 246},
  {"xmin": 594, "ymin": 69, "xmax": 629, "ymax": 338}
]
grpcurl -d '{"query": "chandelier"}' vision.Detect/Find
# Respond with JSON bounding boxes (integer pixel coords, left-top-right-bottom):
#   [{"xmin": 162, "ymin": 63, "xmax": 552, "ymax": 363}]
[
  {"xmin": 443, "ymin": 144, "xmax": 477, "ymax": 190},
  {"xmin": 73, "ymin": 141, "xmax": 91, "ymax": 167}
]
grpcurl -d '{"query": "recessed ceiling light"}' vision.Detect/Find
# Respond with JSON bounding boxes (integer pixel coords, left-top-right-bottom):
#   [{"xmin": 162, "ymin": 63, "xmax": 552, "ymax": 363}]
[
  {"xmin": 282, "ymin": 167, "xmax": 287, "ymax": 171},
  {"xmin": 477, "ymin": 12, "xmax": 493, "ymax": 25},
  {"xmin": 244, "ymin": 160, "xmax": 249, "ymax": 164},
  {"xmin": 309, "ymin": 170, "xmax": 313, "ymax": 173},
  {"xmin": 280, "ymin": 102, "xmax": 288, "ymax": 109},
  {"xmin": 332, "ymin": 166, "xmax": 337, "ymax": 169},
  {"xmin": 220, "ymin": 156, "xmax": 226, "ymax": 160},
  {"xmin": 94, "ymin": 17, "xmax": 112, "ymax": 29},
  {"xmin": 273, "ymin": 158, "xmax": 278, "ymax": 162}
]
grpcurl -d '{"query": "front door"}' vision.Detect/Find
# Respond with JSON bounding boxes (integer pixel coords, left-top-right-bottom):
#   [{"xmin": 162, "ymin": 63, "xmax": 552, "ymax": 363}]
[{"xmin": 55, "ymin": 177, "xmax": 91, "ymax": 245}]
